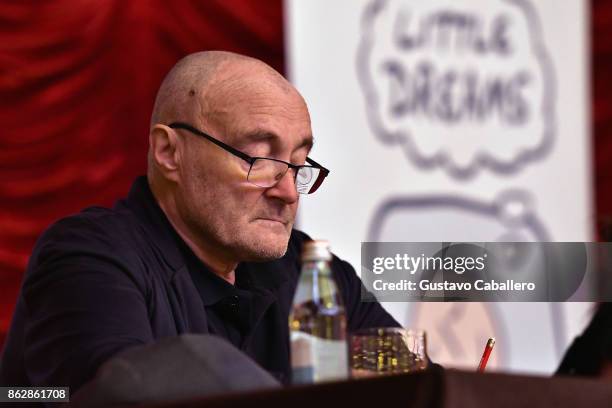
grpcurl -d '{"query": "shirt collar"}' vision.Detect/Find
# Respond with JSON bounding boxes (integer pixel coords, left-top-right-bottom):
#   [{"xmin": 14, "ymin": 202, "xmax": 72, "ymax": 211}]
[
  {"xmin": 177, "ymin": 233, "xmax": 238, "ymax": 306},
  {"xmin": 120, "ymin": 176, "xmax": 186, "ymax": 277}
]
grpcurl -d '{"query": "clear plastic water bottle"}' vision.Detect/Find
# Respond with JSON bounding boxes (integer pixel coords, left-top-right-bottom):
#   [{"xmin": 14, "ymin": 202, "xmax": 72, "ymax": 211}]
[{"xmin": 289, "ymin": 240, "xmax": 348, "ymax": 384}]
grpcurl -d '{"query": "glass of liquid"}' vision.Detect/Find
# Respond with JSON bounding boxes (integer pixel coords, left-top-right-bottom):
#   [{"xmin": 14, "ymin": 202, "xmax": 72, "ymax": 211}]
[{"xmin": 349, "ymin": 328, "xmax": 428, "ymax": 378}]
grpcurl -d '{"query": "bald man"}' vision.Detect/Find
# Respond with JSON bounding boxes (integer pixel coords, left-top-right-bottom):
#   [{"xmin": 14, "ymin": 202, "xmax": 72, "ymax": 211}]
[{"xmin": 0, "ymin": 51, "xmax": 398, "ymax": 394}]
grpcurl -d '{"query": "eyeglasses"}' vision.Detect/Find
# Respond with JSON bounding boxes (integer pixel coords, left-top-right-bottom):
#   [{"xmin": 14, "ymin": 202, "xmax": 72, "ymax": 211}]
[{"xmin": 168, "ymin": 122, "xmax": 330, "ymax": 194}]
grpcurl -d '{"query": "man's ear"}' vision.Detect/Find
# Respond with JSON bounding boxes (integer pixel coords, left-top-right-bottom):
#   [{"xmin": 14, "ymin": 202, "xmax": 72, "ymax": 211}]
[{"xmin": 149, "ymin": 124, "xmax": 181, "ymax": 183}]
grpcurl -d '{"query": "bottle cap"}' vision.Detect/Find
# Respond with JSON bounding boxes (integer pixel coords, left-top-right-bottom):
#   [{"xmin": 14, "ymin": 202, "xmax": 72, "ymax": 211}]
[{"xmin": 302, "ymin": 240, "xmax": 332, "ymax": 262}]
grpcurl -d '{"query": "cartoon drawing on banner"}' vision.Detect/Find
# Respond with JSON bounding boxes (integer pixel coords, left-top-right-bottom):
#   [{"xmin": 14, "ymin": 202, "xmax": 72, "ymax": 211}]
[
  {"xmin": 366, "ymin": 190, "xmax": 571, "ymax": 368},
  {"xmin": 357, "ymin": 0, "xmax": 556, "ymax": 179},
  {"xmin": 367, "ymin": 189, "xmax": 549, "ymax": 242}
]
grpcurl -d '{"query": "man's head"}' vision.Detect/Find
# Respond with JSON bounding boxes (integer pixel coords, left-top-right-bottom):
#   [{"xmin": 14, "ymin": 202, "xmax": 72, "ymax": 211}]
[{"xmin": 148, "ymin": 51, "xmax": 315, "ymax": 267}]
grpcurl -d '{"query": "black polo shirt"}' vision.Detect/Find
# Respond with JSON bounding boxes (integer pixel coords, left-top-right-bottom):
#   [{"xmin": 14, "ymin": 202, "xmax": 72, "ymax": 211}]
[
  {"xmin": 178, "ymin": 236, "xmax": 265, "ymax": 351},
  {"xmin": 0, "ymin": 176, "xmax": 399, "ymax": 395}
]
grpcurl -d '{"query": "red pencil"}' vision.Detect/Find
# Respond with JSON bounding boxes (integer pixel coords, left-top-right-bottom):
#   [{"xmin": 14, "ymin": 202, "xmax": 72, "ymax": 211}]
[{"xmin": 477, "ymin": 338, "xmax": 495, "ymax": 372}]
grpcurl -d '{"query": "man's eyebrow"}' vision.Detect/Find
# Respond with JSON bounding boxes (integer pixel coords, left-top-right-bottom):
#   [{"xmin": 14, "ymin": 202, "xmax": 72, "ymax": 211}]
[
  {"xmin": 242, "ymin": 130, "xmax": 278, "ymax": 143},
  {"xmin": 298, "ymin": 135, "xmax": 314, "ymax": 153},
  {"xmin": 241, "ymin": 130, "xmax": 314, "ymax": 152}
]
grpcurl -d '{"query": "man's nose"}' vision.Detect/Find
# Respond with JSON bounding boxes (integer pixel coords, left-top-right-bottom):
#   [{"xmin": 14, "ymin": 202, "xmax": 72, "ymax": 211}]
[{"xmin": 265, "ymin": 168, "xmax": 299, "ymax": 203}]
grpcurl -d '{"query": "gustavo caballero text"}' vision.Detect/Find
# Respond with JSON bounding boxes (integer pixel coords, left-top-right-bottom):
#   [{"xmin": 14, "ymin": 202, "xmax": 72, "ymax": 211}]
[{"xmin": 372, "ymin": 279, "xmax": 536, "ymax": 291}]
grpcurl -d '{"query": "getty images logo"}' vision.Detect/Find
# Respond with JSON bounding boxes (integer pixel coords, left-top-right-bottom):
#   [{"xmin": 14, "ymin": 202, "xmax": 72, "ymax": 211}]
[{"xmin": 372, "ymin": 252, "xmax": 488, "ymax": 275}]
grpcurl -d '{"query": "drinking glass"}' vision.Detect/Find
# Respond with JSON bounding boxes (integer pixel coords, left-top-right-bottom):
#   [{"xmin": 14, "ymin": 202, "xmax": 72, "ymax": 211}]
[{"xmin": 349, "ymin": 328, "xmax": 428, "ymax": 378}]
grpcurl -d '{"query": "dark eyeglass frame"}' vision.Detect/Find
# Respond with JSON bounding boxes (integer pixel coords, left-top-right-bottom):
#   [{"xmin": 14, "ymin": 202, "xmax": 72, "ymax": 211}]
[{"xmin": 168, "ymin": 122, "xmax": 330, "ymax": 194}]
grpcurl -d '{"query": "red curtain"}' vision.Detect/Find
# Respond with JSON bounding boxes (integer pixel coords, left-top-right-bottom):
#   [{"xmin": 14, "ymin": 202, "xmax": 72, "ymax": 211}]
[
  {"xmin": 1, "ymin": 0, "xmax": 612, "ymax": 345},
  {"xmin": 592, "ymin": 0, "xmax": 612, "ymax": 228},
  {"xmin": 0, "ymin": 0, "xmax": 284, "ymax": 340}
]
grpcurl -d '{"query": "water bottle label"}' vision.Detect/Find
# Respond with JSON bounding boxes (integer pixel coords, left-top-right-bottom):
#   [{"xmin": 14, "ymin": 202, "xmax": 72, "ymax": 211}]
[{"xmin": 291, "ymin": 331, "xmax": 348, "ymax": 383}]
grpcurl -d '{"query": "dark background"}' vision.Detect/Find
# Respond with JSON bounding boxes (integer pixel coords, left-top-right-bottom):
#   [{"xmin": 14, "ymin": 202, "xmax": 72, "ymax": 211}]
[{"xmin": 0, "ymin": 0, "xmax": 610, "ymax": 346}]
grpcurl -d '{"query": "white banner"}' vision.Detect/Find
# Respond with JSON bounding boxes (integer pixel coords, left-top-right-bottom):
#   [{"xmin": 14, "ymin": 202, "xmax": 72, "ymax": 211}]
[{"xmin": 287, "ymin": 0, "xmax": 593, "ymax": 373}]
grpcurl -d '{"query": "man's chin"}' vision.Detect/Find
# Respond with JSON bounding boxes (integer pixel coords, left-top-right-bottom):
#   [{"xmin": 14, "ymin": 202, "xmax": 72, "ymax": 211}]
[{"xmin": 238, "ymin": 226, "xmax": 291, "ymax": 261}]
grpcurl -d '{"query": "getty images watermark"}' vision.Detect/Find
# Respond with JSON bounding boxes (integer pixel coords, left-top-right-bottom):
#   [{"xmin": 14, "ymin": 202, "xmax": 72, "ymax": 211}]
[
  {"xmin": 361, "ymin": 242, "xmax": 612, "ymax": 302},
  {"xmin": 371, "ymin": 251, "xmax": 535, "ymax": 291}
]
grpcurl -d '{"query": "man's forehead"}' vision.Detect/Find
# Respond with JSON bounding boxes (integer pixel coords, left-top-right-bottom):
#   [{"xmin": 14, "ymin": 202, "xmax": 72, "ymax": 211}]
[
  {"xmin": 200, "ymin": 78, "xmax": 310, "ymax": 124},
  {"xmin": 191, "ymin": 60, "xmax": 312, "ymax": 149},
  {"xmin": 203, "ymin": 59, "xmax": 293, "ymax": 98},
  {"xmin": 200, "ymin": 90, "xmax": 311, "ymax": 136}
]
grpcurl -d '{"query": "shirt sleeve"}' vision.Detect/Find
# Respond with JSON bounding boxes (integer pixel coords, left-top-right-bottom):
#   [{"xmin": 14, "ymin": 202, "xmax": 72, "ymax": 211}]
[
  {"xmin": 331, "ymin": 256, "xmax": 401, "ymax": 331},
  {"xmin": 21, "ymin": 216, "xmax": 154, "ymax": 392}
]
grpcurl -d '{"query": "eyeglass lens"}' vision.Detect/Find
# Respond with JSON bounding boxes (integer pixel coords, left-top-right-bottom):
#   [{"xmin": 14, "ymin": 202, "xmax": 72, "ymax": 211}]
[{"xmin": 246, "ymin": 158, "xmax": 322, "ymax": 194}]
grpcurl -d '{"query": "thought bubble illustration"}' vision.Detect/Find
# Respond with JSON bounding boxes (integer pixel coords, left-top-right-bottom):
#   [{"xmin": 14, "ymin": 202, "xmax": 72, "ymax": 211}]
[
  {"xmin": 367, "ymin": 189, "xmax": 549, "ymax": 242},
  {"xmin": 364, "ymin": 190, "xmax": 569, "ymax": 357},
  {"xmin": 357, "ymin": 0, "xmax": 556, "ymax": 179}
]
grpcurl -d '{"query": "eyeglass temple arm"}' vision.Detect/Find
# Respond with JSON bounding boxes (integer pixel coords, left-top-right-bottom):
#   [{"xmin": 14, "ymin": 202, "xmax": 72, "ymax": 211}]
[
  {"xmin": 306, "ymin": 157, "xmax": 330, "ymax": 175},
  {"xmin": 168, "ymin": 122, "xmax": 254, "ymax": 164},
  {"xmin": 169, "ymin": 122, "xmax": 330, "ymax": 178}
]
